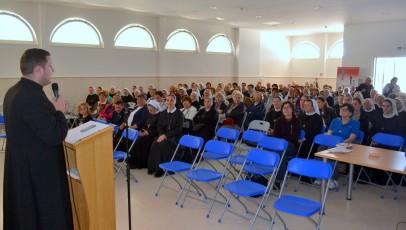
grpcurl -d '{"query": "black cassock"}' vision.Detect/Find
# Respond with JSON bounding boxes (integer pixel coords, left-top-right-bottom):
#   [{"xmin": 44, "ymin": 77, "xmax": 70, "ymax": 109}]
[
  {"xmin": 3, "ymin": 78, "xmax": 73, "ymax": 230},
  {"xmin": 148, "ymin": 109, "xmax": 183, "ymax": 172}
]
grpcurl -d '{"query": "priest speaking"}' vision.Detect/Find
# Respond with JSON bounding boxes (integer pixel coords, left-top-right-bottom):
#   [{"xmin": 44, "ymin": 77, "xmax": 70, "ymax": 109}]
[{"xmin": 3, "ymin": 48, "xmax": 73, "ymax": 229}]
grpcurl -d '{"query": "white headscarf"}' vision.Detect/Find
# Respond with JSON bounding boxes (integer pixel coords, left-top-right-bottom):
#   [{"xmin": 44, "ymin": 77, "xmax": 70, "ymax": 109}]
[
  {"xmin": 363, "ymin": 98, "xmax": 376, "ymax": 112},
  {"xmin": 274, "ymin": 95, "xmax": 283, "ymax": 112},
  {"xmin": 395, "ymin": 97, "xmax": 405, "ymax": 113},
  {"xmin": 383, "ymin": 98, "xmax": 398, "ymax": 118},
  {"xmin": 148, "ymin": 100, "xmax": 162, "ymax": 112},
  {"xmin": 306, "ymin": 99, "xmax": 320, "ymax": 115}
]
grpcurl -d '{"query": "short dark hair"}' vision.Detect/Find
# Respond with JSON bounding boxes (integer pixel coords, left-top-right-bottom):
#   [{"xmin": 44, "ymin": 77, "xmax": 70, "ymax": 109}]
[
  {"xmin": 182, "ymin": 96, "xmax": 192, "ymax": 103},
  {"xmin": 137, "ymin": 93, "xmax": 147, "ymax": 100},
  {"xmin": 340, "ymin": 103, "xmax": 354, "ymax": 114},
  {"xmin": 115, "ymin": 100, "xmax": 124, "ymax": 106},
  {"xmin": 155, "ymin": 91, "xmax": 163, "ymax": 97},
  {"xmin": 20, "ymin": 48, "xmax": 50, "ymax": 75}
]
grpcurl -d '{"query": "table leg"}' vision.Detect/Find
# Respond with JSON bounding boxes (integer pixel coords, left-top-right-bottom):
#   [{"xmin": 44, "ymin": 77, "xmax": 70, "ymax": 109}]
[{"xmin": 347, "ymin": 163, "xmax": 354, "ymax": 200}]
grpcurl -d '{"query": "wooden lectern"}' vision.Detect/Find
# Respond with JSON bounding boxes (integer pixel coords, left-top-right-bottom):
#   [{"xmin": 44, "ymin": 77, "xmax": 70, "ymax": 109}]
[{"xmin": 64, "ymin": 123, "xmax": 116, "ymax": 230}]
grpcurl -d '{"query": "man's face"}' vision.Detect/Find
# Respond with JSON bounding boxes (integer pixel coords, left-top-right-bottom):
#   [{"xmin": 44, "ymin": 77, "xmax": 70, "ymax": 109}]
[
  {"xmin": 115, "ymin": 104, "xmax": 124, "ymax": 113},
  {"xmin": 38, "ymin": 56, "xmax": 54, "ymax": 86}
]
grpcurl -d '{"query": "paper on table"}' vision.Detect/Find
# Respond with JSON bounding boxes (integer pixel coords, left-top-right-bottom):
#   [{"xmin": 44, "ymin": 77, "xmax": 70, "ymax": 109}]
[
  {"xmin": 65, "ymin": 121, "xmax": 110, "ymax": 144},
  {"xmin": 329, "ymin": 147, "xmax": 352, "ymax": 153}
]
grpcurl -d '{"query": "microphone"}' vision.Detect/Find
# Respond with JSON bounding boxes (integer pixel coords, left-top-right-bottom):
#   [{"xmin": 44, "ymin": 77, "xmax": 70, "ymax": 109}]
[{"xmin": 52, "ymin": 83, "xmax": 59, "ymax": 100}]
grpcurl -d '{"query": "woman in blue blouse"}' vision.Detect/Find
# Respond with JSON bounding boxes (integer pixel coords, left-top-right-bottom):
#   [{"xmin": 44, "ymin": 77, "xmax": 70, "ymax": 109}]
[{"xmin": 326, "ymin": 103, "xmax": 360, "ymax": 143}]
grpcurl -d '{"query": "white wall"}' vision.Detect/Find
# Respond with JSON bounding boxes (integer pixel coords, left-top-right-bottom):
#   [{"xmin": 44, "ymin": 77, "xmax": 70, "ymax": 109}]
[{"xmin": 343, "ymin": 20, "xmax": 406, "ymax": 81}]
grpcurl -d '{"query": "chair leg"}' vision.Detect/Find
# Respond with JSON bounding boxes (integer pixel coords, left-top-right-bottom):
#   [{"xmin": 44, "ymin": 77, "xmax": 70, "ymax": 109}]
[{"xmin": 217, "ymin": 193, "xmax": 233, "ymax": 223}]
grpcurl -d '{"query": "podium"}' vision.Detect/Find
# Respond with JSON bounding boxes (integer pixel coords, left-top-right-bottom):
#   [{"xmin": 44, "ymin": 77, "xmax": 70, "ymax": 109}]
[{"xmin": 64, "ymin": 122, "xmax": 116, "ymax": 230}]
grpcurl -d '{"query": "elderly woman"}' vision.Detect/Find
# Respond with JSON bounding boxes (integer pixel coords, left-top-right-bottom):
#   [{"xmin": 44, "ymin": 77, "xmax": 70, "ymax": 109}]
[
  {"xmin": 129, "ymin": 100, "xmax": 161, "ymax": 169},
  {"xmin": 190, "ymin": 91, "xmax": 201, "ymax": 110},
  {"xmin": 122, "ymin": 88, "xmax": 134, "ymax": 104},
  {"xmin": 200, "ymin": 89, "xmax": 214, "ymax": 106},
  {"xmin": 94, "ymin": 90, "xmax": 110, "ymax": 118},
  {"xmin": 265, "ymin": 96, "xmax": 283, "ymax": 135},
  {"xmin": 222, "ymin": 91, "xmax": 246, "ymax": 130},
  {"xmin": 180, "ymin": 96, "xmax": 198, "ymax": 134},
  {"xmin": 192, "ymin": 98, "xmax": 219, "ymax": 143},
  {"xmin": 297, "ymin": 99, "xmax": 324, "ymax": 159},
  {"xmin": 148, "ymin": 95, "xmax": 184, "ymax": 177},
  {"xmin": 214, "ymin": 92, "xmax": 228, "ymax": 115}
]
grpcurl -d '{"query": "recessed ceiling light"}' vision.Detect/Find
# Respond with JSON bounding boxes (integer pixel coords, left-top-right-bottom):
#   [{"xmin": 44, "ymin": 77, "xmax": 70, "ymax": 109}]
[
  {"xmin": 264, "ymin": 21, "xmax": 281, "ymax": 26},
  {"xmin": 216, "ymin": 17, "xmax": 225, "ymax": 21},
  {"xmin": 350, "ymin": 16, "xmax": 356, "ymax": 19},
  {"xmin": 314, "ymin": 6, "xmax": 321, "ymax": 10},
  {"xmin": 256, "ymin": 15, "xmax": 262, "ymax": 18},
  {"xmin": 292, "ymin": 21, "xmax": 297, "ymax": 25},
  {"xmin": 210, "ymin": 6, "xmax": 217, "ymax": 10}
]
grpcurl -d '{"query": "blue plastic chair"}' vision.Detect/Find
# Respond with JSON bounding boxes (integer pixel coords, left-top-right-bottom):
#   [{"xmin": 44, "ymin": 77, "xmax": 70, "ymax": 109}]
[
  {"xmin": 214, "ymin": 127, "xmax": 240, "ymax": 145},
  {"xmin": 270, "ymin": 158, "xmax": 333, "ymax": 230},
  {"xmin": 218, "ymin": 149, "xmax": 280, "ymax": 229},
  {"xmin": 355, "ymin": 130, "xmax": 365, "ymax": 144},
  {"xmin": 229, "ymin": 130, "xmax": 266, "ymax": 165},
  {"xmin": 295, "ymin": 134, "xmax": 343, "ymax": 191},
  {"xmin": 156, "ymin": 135, "xmax": 204, "ymax": 197},
  {"xmin": 113, "ymin": 128, "xmax": 139, "ymax": 180},
  {"xmin": 355, "ymin": 133, "xmax": 404, "ymax": 198},
  {"xmin": 0, "ymin": 115, "xmax": 6, "ymax": 151},
  {"xmin": 178, "ymin": 140, "xmax": 234, "ymax": 218}
]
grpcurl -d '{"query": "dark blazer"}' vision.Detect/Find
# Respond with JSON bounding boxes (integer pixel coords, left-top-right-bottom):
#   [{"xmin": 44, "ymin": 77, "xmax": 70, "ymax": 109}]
[
  {"xmin": 130, "ymin": 105, "xmax": 149, "ymax": 130},
  {"xmin": 193, "ymin": 107, "xmax": 219, "ymax": 142},
  {"xmin": 244, "ymin": 102, "xmax": 266, "ymax": 130},
  {"xmin": 225, "ymin": 102, "xmax": 246, "ymax": 128}
]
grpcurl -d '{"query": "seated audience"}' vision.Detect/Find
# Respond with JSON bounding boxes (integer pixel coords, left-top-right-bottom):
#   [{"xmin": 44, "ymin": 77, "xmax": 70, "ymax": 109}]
[
  {"xmin": 222, "ymin": 91, "xmax": 246, "ymax": 130},
  {"xmin": 154, "ymin": 90, "xmax": 166, "ymax": 111},
  {"xmin": 370, "ymin": 98, "xmax": 404, "ymax": 137},
  {"xmin": 214, "ymin": 92, "xmax": 228, "ymax": 115},
  {"xmin": 77, "ymin": 102, "xmax": 93, "ymax": 125},
  {"xmin": 317, "ymin": 96, "xmax": 336, "ymax": 129},
  {"xmin": 190, "ymin": 91, "xmax": 200, "ymax": 110},
  {"xmin": 192, "ymin": 98, "xmax": 219, "ymax": 143},
  {"xmin": 148, "ymin": 95, "xmax": 184, "ymax": 177},
  {"xmin": 180, "ymin": 96, "xmax": 198, "ymax": 134},
  {"xmin": 121, "ymin": 88, "xmax": 134, "ymax": 104},
  {"xmin": 327, "ymin": 103, "xmax": 360, "ymax": 143},
  {"xmin": 351, "ymin": 98, "xmax": 369, "ymax": 142},
  {"xmin": 297, "ymin": 99, "xmax": 324, "ymax": 159},
  {"xmin": 272, "ymin": 101, "xmax": 302, "ymax": 186},
  {"xmin": 94, "ymin": 90, "xmax": 110, "ymax": 118},
  {"xmin": 243, "ymin": 91, "xmax": 266, "ymax": 130},
  {"xmin": 265, "ymin": 96, "xmax": 283, "ymax": 135},
  {"xmin": 86, "ymin": 86, "xmax": 99, "ymax": 112},
  {"xmin": 129, "ymin": 100, "xmax": 161, "ymax": 169},
  {"xmin": 128, "ymin": 94, "xmax": 149, "ymax": 130},
  {"xmin": 99, "ymin": 94, "xmax": 121, "ymax": 122}
]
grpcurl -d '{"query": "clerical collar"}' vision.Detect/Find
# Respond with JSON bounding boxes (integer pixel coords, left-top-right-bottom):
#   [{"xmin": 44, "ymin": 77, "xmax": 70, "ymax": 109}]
[
  {"xmin": 167, "ymin": 107, "xmax": 177, "ymax": 113},
  {"xmin": 306, "ymin": 112, "xmax": 316, "ymax": 116}
]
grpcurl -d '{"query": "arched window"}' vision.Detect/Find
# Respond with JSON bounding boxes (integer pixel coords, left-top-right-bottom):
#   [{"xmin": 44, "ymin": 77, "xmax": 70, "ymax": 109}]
[
  {"xmin": 0, "ymin": 10, "xmax": 37, "ymax": 44},
  {"xmin": 206, "ymin": 34, "xmax": 233, "ymax": 54},
  {"xmin": 165, "ymin": 29, "xmax": 198, "ymax": 52},
  {"xmin": 328, "ymin": 40, "xmax": 344, "ymax": 59},
  {"xmin": 292, "ymin": 42, "xmax": 320, "ymax": 59},
  {"xmin": 114, "ymin": 24, "xmax": 156, "ymax": 50},
  {"xmin": 50, "ymin": 18, "xmax": 103, "ymax": 47}
]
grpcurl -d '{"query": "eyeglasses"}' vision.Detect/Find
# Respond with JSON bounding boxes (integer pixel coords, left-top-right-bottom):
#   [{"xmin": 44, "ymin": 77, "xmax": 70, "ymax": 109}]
[{"xmin": 282, "ymin": 106, "xmax": 292, "ymax": 110}]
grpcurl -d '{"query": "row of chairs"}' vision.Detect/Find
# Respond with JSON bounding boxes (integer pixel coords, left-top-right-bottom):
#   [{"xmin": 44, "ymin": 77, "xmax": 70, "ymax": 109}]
[{"xmin": 154, "ymin": 127, "xmax": 334, "ymax": 229}]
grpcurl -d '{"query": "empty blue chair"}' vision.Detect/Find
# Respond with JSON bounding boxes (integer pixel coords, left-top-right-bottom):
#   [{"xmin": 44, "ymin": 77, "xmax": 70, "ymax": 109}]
[
  {"xmin": 295, "ymin": 134, "xmax": 343, "ymax": 191},
  {"xmin": 218, "ymin": 149, "xmax": 280, "ymax": 229},
  {"xmin": 178, "ymin": 140, "xmax": 234, "ymax": 218},
  {"xmin": 229, "ymin": 129, "xmax": 266, "ymax": 165},
  {"xmin": 155, "ymin": 135, "xmax": 204, "ymax": 197},
  {"xmin": 113, "ymin": 128, "xmax": 139, "ymax": 180},
  {"xmin": 355, "ymin": 133, "xmax": 404, "ymax": 198},
  {"xmin": 270, "ymin": 158, "xmax": 333, "ymax": 230}
]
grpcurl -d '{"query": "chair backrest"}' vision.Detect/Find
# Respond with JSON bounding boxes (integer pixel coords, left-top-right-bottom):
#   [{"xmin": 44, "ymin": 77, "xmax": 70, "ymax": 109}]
[
  {"xmin": 0, "ymin": 115, "xmax": 4, "ymax": 124},
  {"xmin": 247, "ymin": 120, "xmax": 270, "ymax": 133},
  {"xmin": 204, "ymin": 140, "xmax": 234, "ymax": 157},
  {"xmin": 121, "ymin": 128, "xmax": 139, "ymax": 141},
  {"xmin": 215, "ymin": 127, "xmax": 240, "ymax": 143},
  {"xmin": 287, "ymin": 158, "xmax": 333, "ymax": 180},
  {"xmin": 179, "ymin": 135, "xmax": 204, "ymax": 150},
  {"xmin": 246, "ymin": 149, "xmax": 280, "ymax": 168},
  {"xmin": 298, "ymin": 129, "xmax": 305, "ymax": 141},
  {"xmin": 258, "ymin": 136, "xmax": 288, "ymax": 152},
  {"xmin": 313, "ymin": 134, "xmax": 344, "ymax": 148},
  {"xmin": 371, "ymin": 133, "xmax": 404, "ymax": 150},
  {"xmin": 241, "ymin": 130, "xmax": 265, "ymax": 144},
  {"xmin": 355, "ymin": 130, "xmax": 364, "ymax": 144},
  {"xmin": 321, "ymin": 126, "xmax": 326, "ymax": 134}
]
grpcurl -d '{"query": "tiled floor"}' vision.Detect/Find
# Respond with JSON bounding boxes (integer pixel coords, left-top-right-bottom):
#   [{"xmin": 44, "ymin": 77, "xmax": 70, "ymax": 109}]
[{"xmin": 0, "ymin": 141, "xmax": 405, "ymax": 230}]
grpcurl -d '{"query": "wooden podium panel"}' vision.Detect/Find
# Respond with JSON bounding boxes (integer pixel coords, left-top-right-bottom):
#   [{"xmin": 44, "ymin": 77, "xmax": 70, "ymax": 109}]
[{"xmin": 64, "ymin": 125, "xmax": 116, "ymax": 230}]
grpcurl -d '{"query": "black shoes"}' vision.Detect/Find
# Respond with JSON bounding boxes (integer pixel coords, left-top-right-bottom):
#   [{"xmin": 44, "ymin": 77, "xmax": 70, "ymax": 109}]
[
  {"xmin": 154, "ymin": 170, "xmax": 164, "ymax": 178},
  {"xmin": 147, "ymin": 170, "xmax": 156, "ymax": 175}
]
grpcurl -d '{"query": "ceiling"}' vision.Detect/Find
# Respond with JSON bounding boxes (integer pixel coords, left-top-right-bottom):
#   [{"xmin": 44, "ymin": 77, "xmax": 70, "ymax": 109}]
[{"xmin": 22, "ymin": 0, "xmax": 406, "ymax": 35}]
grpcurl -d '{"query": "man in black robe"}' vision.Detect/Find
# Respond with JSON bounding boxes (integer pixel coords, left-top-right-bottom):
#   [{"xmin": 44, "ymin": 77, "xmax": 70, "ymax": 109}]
[{"xmin": 3, "ymin": 48, "xmax": 73, "ymax": 229}]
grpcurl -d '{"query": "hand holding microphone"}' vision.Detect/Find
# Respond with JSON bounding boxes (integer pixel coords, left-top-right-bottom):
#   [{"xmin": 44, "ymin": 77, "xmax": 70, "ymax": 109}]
[{"xmin": 51, "ymin": 83, "xmax": 67, "ymax": 112}]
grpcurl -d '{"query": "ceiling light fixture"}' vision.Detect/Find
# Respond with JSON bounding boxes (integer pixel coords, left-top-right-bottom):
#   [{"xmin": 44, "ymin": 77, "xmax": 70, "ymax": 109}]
[
  {"xmin": 256, "ymin": 15, "xmax": 262, "ymax": 18},
  {"xmin": 216, "ymin": 17, "xmax": 225, "ymax": 21},
  {"xmin": 314, "ymin": 6, "xmax": 321, "ymax": 10},
  {"xmin": 210, "ymin": 6, "xmax": 217, "ymax": 10},
  {"xmin": 264, "ymin": 21, "xmax": 281, "ymax": 26}
]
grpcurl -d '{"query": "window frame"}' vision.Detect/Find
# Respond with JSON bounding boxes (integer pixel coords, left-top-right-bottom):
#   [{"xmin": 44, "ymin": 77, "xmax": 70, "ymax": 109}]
[
  {"xmin": 0, "ymin": 10, "xmax": 38, "ymax": 45},
  {"xmin": 49, "ymin": 17, "xmax": 104, "ymax": 48},
  {"xmin": 206, "ymin": 34, "xmax": 234, "ymax": 55},
  {"xmin": 114, "ymin": 24, "xmax": 157, "ymax": 51},
  {"xmin": 164, "ymin": 29, "xmax": 199, "ymax": 53},
  {"xmin": 292, "ymin": 42, "xmax": 321, "ymax": 60},
  {"xmin": 328, "ymin": 40, "xmax": 344, "ymax": 59}
]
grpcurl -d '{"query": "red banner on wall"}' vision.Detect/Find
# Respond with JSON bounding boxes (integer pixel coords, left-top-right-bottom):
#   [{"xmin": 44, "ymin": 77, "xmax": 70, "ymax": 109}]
[{"xmin": 337, "ymin": 67, "xmax": 360, "ymax": 88}]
